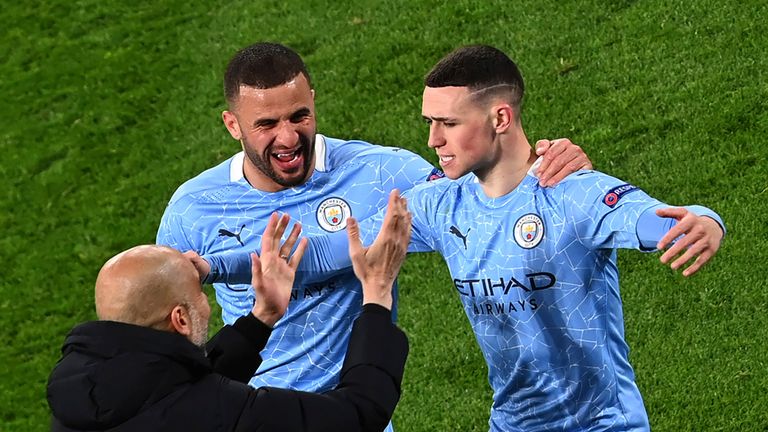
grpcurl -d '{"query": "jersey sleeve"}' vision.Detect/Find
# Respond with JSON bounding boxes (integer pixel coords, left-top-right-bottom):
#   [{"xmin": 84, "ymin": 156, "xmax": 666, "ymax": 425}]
[
  {"xmin": 376, "ymin": 149, "xmax": 442, "ymax": 193},
  {"xmin": 562, "ymin": 172, "xmax": 667, "ymax": 250},
  {"xmin": 156, "ymin": 199, "xmax": 197, "ymax": 252}
]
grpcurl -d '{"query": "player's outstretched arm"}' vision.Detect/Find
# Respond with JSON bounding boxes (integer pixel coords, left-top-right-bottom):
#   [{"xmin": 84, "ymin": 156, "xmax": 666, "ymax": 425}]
[
  {"xmin": 249, "ymin": 212, "xmax": 308, "ymax": 326},
  {"xmin": 347, "ymin": 189, "xmax": 412, "ymax": 310},
  {"xmin": 656, "ymin": 207, "xmax": 724, "ymax": 277},
  {"xmin": 534, "ymin": 138, "xmax": 593, "ymax": 187}
]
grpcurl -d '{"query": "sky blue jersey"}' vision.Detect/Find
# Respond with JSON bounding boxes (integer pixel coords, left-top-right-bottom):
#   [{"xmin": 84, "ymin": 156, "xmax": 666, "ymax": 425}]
[
  {"xmin": 394, "ymin": 168, "xmax": 723, "ymax": 432},
  {"xmin": 156, "ymin": 134, "xmax": 437, "ymax": 392},
  {"xmin": 200, "ymin": 162, "xmax": 724, "ymax": 431}
]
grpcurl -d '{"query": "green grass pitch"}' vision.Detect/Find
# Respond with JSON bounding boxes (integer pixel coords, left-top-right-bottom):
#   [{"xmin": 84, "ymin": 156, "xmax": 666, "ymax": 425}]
[{"xmin": 1, "ymin": 0, "xmax": 766, "ymax": 430}]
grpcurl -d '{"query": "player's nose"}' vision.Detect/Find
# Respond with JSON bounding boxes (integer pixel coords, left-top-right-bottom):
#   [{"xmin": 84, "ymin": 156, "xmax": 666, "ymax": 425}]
[
  {"xmin": 427, "ymin": 124, "xmax": 444, "ymax": 149},
  {"xmin": 275, "ymin": 121, "xmax": 300, "ymax": 146}
]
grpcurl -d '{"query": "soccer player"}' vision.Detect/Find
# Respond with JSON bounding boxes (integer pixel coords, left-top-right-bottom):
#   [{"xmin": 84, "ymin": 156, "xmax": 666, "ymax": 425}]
[
  {"xmin": 206, "ymin": 45, "xmax": 726, "ymax": 430},
  {"xmin": 386, "ymin": 45, "xmax": 722, "ymax": 430},
  {"xmin": 157, "ymin": 42, "xmax": 591, "ymax": 428}
]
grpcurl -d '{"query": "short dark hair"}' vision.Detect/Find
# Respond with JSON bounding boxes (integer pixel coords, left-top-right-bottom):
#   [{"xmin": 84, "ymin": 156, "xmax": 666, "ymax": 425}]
[
  {"xmin": 425, "ymin": 45, "xmax": 524, "ymax": 111},
  {"xmin": 224, "ymin": 42, "xmax": 312, "ymax": 105}
]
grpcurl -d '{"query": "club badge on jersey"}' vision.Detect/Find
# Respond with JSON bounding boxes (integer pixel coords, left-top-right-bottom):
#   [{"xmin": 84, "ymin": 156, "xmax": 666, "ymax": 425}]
[
  {"xmin": 514, "ymin": 213, "xmax": 544, "ymax": 249},
  {"xmin": 316, "ymin": 197, "xmax": 352, "ymax": 232}
]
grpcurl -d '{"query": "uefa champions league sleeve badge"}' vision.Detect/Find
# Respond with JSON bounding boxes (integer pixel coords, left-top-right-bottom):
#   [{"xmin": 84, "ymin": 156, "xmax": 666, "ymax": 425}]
[
  {"xmin": 316, "ymin": 197, "xmax": 352, "ymax": 232},
  {"xmin": 514, "ymin": 213, "xmax": 544, "ymax": 249}
]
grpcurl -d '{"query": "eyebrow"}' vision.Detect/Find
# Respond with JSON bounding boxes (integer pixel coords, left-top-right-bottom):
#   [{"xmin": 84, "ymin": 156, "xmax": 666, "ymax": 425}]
[
  {"xmin": 422, "ymin": 115, "xmax": 456, "ymax": 122},
  {"xmin": 252, "ymin": 107, "xmax": 312, "ymax": 128}
]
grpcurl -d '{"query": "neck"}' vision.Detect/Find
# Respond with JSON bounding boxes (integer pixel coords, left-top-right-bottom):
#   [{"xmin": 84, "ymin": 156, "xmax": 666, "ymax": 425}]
[{"xmin": 475, "ymin": 126, "xmax": 535, "ymax": 198}]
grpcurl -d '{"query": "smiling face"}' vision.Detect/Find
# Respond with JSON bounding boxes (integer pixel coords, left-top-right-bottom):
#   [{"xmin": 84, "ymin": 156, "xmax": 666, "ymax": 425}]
[
  {"xmin": 222, "ymin": 73, "xmax": 317, "ymax": 192},
  {"xmin": 421, "ymin": 86, "xmax": 500, "ymax": 180}
]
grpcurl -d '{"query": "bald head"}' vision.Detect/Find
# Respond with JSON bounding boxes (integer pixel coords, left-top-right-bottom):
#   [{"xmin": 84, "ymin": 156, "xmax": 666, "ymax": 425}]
[{"xmin": 95, "ymin": 245, "xmax": 201, "ymax": 330}]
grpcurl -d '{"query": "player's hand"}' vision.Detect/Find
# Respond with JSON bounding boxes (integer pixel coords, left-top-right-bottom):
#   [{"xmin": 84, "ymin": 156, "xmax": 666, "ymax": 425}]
[
  {"xmin": 347, "ymin": 189, "xmax": 412, "ymax": 310},
  {"xmin": 534, "ymin": 138, "xmax": 593, "ymax": 187},
  {"xmin": 656, "ymin": 207, "xmax": 724, "ymax": 277},
  {"xmin": 250, "ymin": 212, "xmax": 308, "ymax": 327},
  {"xmin": 182, "ymin": 250, "xmax": 210, "ymax": 283}
]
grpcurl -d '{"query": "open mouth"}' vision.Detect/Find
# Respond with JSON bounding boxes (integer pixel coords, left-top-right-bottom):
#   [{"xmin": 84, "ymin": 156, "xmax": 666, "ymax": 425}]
[
  {"xmin": 271, "ymin": 146, "xmax": 303, "ymax": 164},
  {"xmin": 439, "ymin": 155, "xmax": 455, "ymax": 163}
]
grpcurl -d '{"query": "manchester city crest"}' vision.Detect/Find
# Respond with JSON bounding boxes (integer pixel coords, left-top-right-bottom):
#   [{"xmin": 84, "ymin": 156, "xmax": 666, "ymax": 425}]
[
  {"xmin": 513, "ymin": 213, "xmax": 544, "ymax": 249},
  {"xmin": 316, "ymin": 197, "xmax": 352, "ymax": 232}
]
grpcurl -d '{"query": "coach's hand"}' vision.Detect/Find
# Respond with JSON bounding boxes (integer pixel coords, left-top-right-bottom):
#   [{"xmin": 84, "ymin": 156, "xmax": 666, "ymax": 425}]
[
  {"xmin": 534, "ymin": 138, "xmax": 592, "ymax": 187},
  {"xmin": 250, "ymin": 212, "xmax": 307, "ymax": 327},
  {"xmin": 656, "ymin": 207, "xmax": 724, "ymax": 277},
  {"xmin": 347, "ymin": 190, "xmax": 412, "ymax": 310}
]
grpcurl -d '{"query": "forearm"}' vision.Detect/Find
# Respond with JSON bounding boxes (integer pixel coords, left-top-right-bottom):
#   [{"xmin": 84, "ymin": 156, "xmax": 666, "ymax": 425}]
[
  {"xmin": 206, "ymin": 313, "xmax": 272, "ymax": 382},
  {"xmin": 202, "ymin": 232, "xmax": 354, "ymax": 286},
  {"xmin": 236, "ymin": 305, "xmax": 407, "ymax": 431}
]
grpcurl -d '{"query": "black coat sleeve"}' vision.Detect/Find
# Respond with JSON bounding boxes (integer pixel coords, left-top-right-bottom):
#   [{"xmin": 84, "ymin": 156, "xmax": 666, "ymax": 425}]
[
  {"xmin": 234, "ymin": 304, "xmax": 409, "ymax": 432},
  {"xmin": 206, "ymin": 313, "xmax": 272, "ymax": 383}
]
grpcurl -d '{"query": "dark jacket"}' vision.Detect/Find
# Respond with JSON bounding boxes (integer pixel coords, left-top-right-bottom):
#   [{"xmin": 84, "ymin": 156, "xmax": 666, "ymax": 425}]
[{"xmin": 47, "ymin": 304, "xmax": 407, "ymax": 431}]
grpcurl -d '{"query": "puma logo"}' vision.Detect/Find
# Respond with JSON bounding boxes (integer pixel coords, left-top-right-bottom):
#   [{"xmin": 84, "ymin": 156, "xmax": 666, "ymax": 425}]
[
  {"xmin": 449, "ymin": 225, "xmax": 470, "ymax": 250},
  {"xmin": 218, "ymin": 225, "xmax": 246, "ymax": 246}
]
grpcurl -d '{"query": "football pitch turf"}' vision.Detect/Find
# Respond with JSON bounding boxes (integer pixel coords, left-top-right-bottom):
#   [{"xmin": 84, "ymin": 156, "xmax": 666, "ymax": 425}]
[{"xmin": 1, "ymin": 1, "xmax": 766, "ymax": 430}]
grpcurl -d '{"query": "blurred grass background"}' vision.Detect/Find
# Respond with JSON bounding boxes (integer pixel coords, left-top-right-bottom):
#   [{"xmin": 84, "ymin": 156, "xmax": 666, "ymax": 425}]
[{"xmin": 1, "ymin": 0, "xmax": 766, "ymax": 430}]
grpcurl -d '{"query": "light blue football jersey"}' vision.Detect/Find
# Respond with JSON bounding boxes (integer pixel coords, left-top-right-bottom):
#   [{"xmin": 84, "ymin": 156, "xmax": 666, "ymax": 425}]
[
  {"xmin": 389, "ymin": 168, "xmax": 722, "ymax": 432},
  {"xmin": 197, "ymin": 160, "xmax": 724, "ymax": 432},
  {"xmin": 157, "ymin": 134, "xmax": 436, "ymax": 393}
]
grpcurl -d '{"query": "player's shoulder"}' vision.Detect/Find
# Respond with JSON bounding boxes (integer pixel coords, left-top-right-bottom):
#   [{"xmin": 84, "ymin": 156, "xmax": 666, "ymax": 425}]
[
  {"xmin": 404, "ymin": 172, "xmax": 466, "ymax": 201},
  {"xmin": 166, "ymin": 154, "xmax": 240, "ymax": 206},
  {"xmin": 322, "ymin": 134, "xmax": 426, "ymax": 168},
  {"xmin": 550, "ymin": 169, "xmax": 629, "ymax": 191}
]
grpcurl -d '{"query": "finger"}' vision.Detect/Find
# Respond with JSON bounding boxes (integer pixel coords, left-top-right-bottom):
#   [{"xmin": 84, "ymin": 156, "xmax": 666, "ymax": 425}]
[
  {"xmin": 347, "ymin": 217, "xmax": 364, "ymax": 266},
  {"xmin": 380, "ymin": 190, "xmax": 401, "ymax": 232},
  {"xmin": 534, "ymin": 139, "xmax": 551, "ymax": 156},
  {"xmin": 250, "ymin": 252, "xmax": 262, "ymax": 286},
  {"xmin": 538, "ymin": 143, "xmax": 569, "ymax": 186},
  {"xmin": 261, "ymin": 212, "xmax": 280, "ymax": 253},
  {"xmin": 273, "ymin": 213, "xmax": 291, "ymax": 248},
  {"xmin": 542, "ymin": 145, "xmax": 587, "ymax": 186},
  {"xmin": 659, "ymin": 228, "xmax": 700, "ymax": 263},
  {"xmin": 656, "ymin": 208, "xmax": 691, "ymax": 250},
  {"xmin": 682, "ymin": 251, "xmax": 713, "ymax": 277},
  {"xmin": 655, "ymin": 207, "xmax": 687, "ymax": 219},
  {"xmin": 670, "ymin": 239, "xmax": 707, "ymax": 270},
  {"xmin": 280, "ymin": 222, "xmax": 302, "ymax": 258},
  {"xmin": 288, "ymin": 237, "xmax": 308, "ymax": 268}
]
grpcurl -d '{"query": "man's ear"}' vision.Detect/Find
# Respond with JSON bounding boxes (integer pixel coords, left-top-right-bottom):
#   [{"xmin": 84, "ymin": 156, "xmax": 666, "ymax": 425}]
[
  {"xmin": 222, "ymin": 110, "xmax": 242, "ymax": 140},
  {"xmin": 491, "ymin": 104, "xmax": 515, "ymax": 132},
  {"xmin": 169, "ymin": 305, "xmax": 192, "ymax": 337}
]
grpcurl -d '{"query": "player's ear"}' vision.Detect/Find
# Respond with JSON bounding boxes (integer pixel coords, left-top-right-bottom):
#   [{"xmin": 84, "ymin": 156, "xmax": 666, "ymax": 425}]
[
  {"xmin": 492, "ymin": 103, "xmax": 514, "ymax": 133},
  {"xmin": 169, "ymin": 304, "xmax": 192, "ymax": 338},
  {"xmin": 222, "ymin": 110, "xmax": 242, "ymax": 140},
  {"xmin": 311, "ymin": 88, "xmax": 315, "ymax": 100}
]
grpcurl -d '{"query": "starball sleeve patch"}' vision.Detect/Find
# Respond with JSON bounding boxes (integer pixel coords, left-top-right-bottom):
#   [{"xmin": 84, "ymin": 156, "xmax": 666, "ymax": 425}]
[{"xmin": 602, "ymin": 184, "xmax": 640, "ymax": 208}]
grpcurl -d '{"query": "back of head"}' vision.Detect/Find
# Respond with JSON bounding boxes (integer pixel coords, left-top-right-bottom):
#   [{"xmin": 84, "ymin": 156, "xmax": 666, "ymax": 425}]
[
  {"xmin": 224, "ymin": 42, "xmax": 312, "ymax": 106},
  {"xmin": 425, "ymin": 45, "xmax": 524, "ymax": 114},
  {"xmin": 94, "ymin": 245, "xmax": 199, "ymax": 330}
]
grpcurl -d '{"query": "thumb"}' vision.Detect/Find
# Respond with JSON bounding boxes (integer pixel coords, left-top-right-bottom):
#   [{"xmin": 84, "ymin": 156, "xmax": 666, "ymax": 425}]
[{"xmin": 656, "ymin": 207, "xmax": 687, "ymax": 220}]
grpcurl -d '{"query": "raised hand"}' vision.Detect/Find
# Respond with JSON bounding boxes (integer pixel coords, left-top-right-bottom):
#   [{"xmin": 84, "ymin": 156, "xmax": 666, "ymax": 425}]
[
  {"xmin": 656, "ymin": 207, "xmax": 724, "ymax": 277},
  {"xmin": 347, "ymin": 190, "xmax": 412, "ymax": 310},
  {"xmin": 250, "ymin": 212, "xmax": 308, "ymax": 326},
  {"xmin": 534, "ymin": 138, "xmax": 593, "ymax": 187}
]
